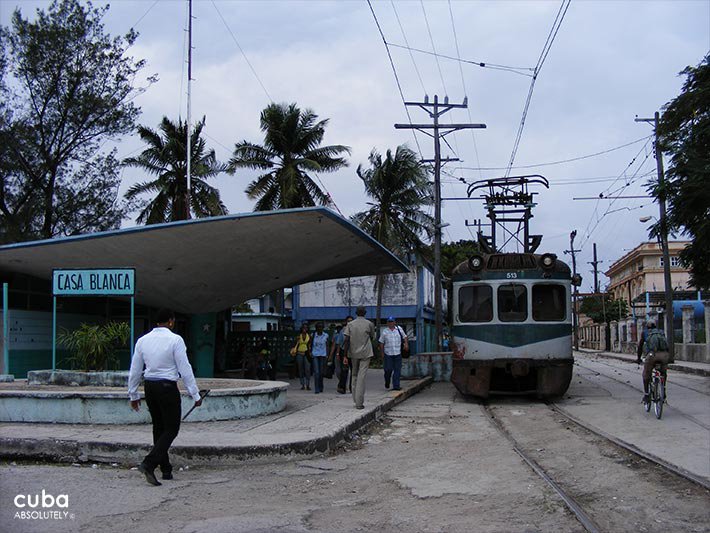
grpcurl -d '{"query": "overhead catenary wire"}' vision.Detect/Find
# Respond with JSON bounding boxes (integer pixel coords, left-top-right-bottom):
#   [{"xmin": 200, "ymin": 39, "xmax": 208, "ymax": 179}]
[
  {"xmin": 504, "ymin": 0, "xmax": 571, "ymax": 177},
  {"xmin": 578, "ymin": 148, "xmax": 654, "ymax": 250}
]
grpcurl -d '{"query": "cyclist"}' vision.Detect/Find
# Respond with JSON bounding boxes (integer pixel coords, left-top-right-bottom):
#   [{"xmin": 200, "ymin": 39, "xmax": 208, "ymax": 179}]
[{"xmin": 636, "ymin": 321, "xmax": 671, "ymax": 404}]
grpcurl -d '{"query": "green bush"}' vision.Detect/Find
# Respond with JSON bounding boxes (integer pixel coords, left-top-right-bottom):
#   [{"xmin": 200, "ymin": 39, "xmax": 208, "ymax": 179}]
[{"xmin": 57, "ymin": 322, "xmax": 131, "ymax": 371}]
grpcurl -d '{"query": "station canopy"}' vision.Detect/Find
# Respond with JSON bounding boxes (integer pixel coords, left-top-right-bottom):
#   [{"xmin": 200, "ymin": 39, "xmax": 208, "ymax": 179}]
[{"xmin": 0, "ymin": 208, "xmax": 409, "ymax": 314}]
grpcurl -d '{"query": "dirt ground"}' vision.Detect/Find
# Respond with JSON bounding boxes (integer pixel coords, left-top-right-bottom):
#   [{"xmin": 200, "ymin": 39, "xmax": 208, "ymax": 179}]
[{"xmin": 1, "ymin": 383, "xmax": 708, "ymax": 533}]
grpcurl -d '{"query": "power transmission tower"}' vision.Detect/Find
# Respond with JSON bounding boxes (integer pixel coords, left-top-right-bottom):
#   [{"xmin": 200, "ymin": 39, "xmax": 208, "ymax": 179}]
[
  {"xmin": 564, "ymin": 230, "xmax": 582, "ymax": 351},
  {"xmin": 636, "ymin": 112, "xmax": 674, "ymax": 360},
  {"xmin": 395, "ymin": 95, "xmax": 486, "ymax": 350}
]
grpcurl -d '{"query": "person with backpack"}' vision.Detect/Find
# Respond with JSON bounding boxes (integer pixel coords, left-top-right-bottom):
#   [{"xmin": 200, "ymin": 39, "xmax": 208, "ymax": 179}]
[{"xmin": 636, "ymin": 321, "xmax": 671, "ymax": 404}]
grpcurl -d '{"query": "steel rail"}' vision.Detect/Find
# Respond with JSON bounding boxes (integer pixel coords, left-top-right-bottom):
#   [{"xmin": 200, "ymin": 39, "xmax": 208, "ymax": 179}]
[
  {"xmin": 481, "ymin": 404, "xmax": 603, "ymax": 533},
  {"xmin": 548, "ymin": 402, "xmax": 710, "ymax": 491}
]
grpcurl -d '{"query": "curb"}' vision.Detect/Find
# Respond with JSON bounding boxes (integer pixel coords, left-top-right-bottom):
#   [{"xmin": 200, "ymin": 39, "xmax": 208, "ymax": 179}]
[
  {"xmin": 579, "ymin": 350, "xmax": 710, "ymax": 377},
  {"xmin": 0, "ymin": 376, "xmax": 434, "ymax": 466}
]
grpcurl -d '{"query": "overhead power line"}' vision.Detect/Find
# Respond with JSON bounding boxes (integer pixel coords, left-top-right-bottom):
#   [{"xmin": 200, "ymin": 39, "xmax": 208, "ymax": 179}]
[
  {"xmin": 390, "ymin": 0, "xmax": 426, "ymax": 94},
  {"xmin": 420, "ymin": 0, "xmax": 448, "ymax": 94},
  {"xmin": 211, "ymin": 0, "xmax": 273, "ymax": 102},
  {"xmin": 385, "ymin": 42, "xmax": 535, "ymax": 77},
  {"xmin": 461, "ymin": 135, "xmax": 652, "ymax": 171},
  {"xmin": 130, "ymin": 0, "xmax": 160, "ymax": 29},
  {"xmin": 367, "ymin": 0, "xmax": 424, "ymax": 158}
]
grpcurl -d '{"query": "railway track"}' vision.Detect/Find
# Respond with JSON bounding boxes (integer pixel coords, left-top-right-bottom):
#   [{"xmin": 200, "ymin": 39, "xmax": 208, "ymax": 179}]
[
  {"xmin": 480, "ymin": 400, "xmax": 710, "ymax": 533},
  {"xmin": 574, "ymin": 359, "xmax": 710, "ymax": 431}
]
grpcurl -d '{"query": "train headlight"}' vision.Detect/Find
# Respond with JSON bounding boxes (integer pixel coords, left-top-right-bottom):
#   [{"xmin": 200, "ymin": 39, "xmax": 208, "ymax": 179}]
[
  {"xmin": 540, "ymin": 253, "xmax": 557, "ymax": 270},
  {"xmin": 468, "ymin": 254, "xmax": 484, "ymax": 271}
]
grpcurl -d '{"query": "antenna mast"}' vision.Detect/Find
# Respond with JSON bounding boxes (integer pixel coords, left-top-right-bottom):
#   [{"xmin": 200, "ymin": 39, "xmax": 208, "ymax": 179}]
[{"xmin": 185, "ymin": 0, "xmax": 193, "ymax": 219}]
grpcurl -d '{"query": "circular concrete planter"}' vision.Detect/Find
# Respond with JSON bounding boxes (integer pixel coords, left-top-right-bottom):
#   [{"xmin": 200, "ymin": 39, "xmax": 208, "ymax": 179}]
[
  {"xmin": 0, "ymin": 379, "xmax": 288, "ymax": 424},
  {"xmin": 28, "ymin": 370, "xmax": 129, "ymax": 388}
]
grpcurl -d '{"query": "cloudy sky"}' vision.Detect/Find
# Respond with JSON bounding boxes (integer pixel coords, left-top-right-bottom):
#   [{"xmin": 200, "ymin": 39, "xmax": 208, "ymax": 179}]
[{"xmin": 2, "ymin": 0, "xmax": 708, "ymax": 290}]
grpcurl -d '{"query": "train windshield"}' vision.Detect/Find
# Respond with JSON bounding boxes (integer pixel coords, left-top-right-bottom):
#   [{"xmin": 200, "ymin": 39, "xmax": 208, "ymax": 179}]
[
  {"xmin": 498, "ymin": 284, "xmax": 527, "ymax": 322},
  {"xmin": 532, "ymin": 284, "xmax": 566, "ymax": 321},
  {"xmin": 458, "ymin": 285, "xmax": 493, "ymax": 322}
]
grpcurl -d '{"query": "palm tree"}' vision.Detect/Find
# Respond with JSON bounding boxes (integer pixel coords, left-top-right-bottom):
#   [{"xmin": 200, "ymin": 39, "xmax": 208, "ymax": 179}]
[
  {"xmin": 123, "ymin": 116, "xmax": 227, "ymax": 224},
  {"xmin": 227, "ymin": 103, "xmax": 350, "ymax": 211},
  {"xmin": 352, "ymin": 145, "xmax": 434, "ymax": 329}
]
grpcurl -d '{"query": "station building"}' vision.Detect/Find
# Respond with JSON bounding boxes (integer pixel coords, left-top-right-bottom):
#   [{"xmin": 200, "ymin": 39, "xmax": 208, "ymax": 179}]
[{"xmin": 0, "ymin": 208, "xmax": 407, "ymax": 378}]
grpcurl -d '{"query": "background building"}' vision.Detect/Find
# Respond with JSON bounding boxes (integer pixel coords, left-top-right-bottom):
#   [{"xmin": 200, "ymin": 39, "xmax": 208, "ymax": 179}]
[{"xmin": 292, "ymin": 256, "xmax": 445, "ymax": 354}]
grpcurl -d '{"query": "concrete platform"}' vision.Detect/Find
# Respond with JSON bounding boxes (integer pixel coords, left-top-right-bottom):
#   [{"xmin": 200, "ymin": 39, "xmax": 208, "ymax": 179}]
[
  {"xmin": 0, "ymin": 378, "xmax": 288, "ymax": 424},
  {"xmin": 0, "ymin": 369, "xmax": 433, "ymax": 465}
]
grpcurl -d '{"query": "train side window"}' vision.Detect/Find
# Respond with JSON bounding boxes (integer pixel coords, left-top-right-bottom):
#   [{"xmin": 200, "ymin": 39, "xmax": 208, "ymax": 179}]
[
  {"xmin": 532, "ymin": 284, "xmax": 566, "ymax": 321},
  {"xmin": 458, "ymin": 285, "xmax": 493, "ymax": 322},
  {"xmin": 498, "ymin": 284, "xmax": 527, "ymax": 322}
]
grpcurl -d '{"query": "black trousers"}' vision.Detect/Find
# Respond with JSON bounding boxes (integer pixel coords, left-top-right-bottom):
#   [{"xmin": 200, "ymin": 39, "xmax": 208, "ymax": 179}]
[
  {"xmin": 337, "ymin": 354, "xmax": 350, "ymax": 391},
  {"xmin": 143, "ymin": 380, "xmax": 181, "ymax": 474}
]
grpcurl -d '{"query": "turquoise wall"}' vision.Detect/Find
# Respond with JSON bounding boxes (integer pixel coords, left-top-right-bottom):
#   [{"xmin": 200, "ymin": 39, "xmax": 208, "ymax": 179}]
[{"xmin": 189, "ymin": 313, "xmax": 216, "ymax": 378}]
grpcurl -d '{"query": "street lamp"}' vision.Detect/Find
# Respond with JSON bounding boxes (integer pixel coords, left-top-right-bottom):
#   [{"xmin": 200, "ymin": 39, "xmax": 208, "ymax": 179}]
[{"xmin": 639, "ymin": 216, "xmax": 653, "ymax": 223}]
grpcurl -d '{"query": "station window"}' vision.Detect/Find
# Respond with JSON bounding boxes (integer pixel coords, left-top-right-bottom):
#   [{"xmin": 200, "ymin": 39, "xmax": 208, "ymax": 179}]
[
  {"xmin": 458, "ymin": 285, "xmax": 493, "ymax": 322},
  {"xmin": 532, "ymin": 284, "xmax": 566, "ymax": 321},
  {"xmin": 498, "ymin": 284, "xmax": 527, "ymax": 322}
]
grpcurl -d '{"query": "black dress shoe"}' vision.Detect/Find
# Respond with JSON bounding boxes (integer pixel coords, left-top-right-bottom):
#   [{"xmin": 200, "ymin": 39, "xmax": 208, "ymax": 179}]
[
  {"xmin": 162, "ymin": 472, "xmax": 173, "ymax": 480},
  {"xmin": 138, "ymin": 464, "xmax": 161, "ymax": 486}
]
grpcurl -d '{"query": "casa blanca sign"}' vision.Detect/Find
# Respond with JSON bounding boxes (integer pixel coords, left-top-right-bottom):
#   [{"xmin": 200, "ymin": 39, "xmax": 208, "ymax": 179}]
[
  {"xmin": 50, "ymin": 268, "xmax": 136, "ymax": 370},
  {"xmin": 53, "ymin": 269, "xmax": 135, "ymax": 296}
]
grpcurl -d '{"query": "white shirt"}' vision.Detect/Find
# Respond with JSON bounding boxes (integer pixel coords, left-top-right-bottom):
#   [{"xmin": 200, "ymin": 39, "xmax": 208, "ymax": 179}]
[
  {"xmin": 379, "ymin": 326, "xmax": 406, "ymax": 356},
  {"xmin": 128, "ymin": 327, "xmax": 201, "ymax": 402}
]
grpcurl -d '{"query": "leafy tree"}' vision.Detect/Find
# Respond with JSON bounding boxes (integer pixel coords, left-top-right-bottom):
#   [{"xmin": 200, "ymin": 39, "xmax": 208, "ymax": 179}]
[
  {"xmin": 351, "ymin": 146, "xmax": 433, "ymax": 329},
  {"xmin": 0, "ymin": 0, "xmax": 152, "ymax": 243},
  {"xmin": 428, "ymin": 239, "xmax": 481, "ymax": 323},
  {"xmin": 227, "ymin": 102, "xmax": 350, "ymax": 211},
  {"xmin": 579, "ymin": 294, "xmax": 628, "ymax": 323},
  {"xmin": 651, "ymin": 54, "xmax": 710, "ymax": 289},
  {"xmin": 123, "ymin": 116, "xmax": 227, "ymax": 224}
]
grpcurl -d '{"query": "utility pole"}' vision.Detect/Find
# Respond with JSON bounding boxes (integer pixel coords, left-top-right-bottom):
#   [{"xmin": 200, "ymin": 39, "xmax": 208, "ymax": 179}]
[
  {"xmin": 564, "ymin": 230, "xmax": 581, "ymax": 351},
  {"xmin": 588, "ymin": 243, "xmax": 602, "ymax": 294},
  {"xmin": 185, "ymin": 0, "xmax": 193, "ymax": 220},
  {"xmin": 636, "ymin": 112, "xmax": 674, "ymax": 360},
  {"xmin": 395, "ymin": 95, "xmax": 486, "ymax": 350}
]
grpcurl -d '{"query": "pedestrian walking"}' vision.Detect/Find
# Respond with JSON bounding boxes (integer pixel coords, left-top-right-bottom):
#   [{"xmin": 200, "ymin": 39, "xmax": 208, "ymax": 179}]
[
  {"xmin": 343, "ymin": 306, "xmax": 375, "ymax": 409},
  {"xmin": 332, "ymin": 316, "xmax": 353, "ymax": 394},
  {"xmin": 256, "ymin": 339, "xmax": 276, "ymax": 381},
  {"xmin": 128, "ymin": 308, "xmax": 202, "ymax": 486},
  {"xmin": 293, "ymin": 324, "xmax": 311, "ymax": 390},
  {"xmin": 379, "ymin": 317, "xmax": 408, "ymax": 391},
  {"xmin": 310, "ymin": 322, "xmax": 329, "ymax": 393}
]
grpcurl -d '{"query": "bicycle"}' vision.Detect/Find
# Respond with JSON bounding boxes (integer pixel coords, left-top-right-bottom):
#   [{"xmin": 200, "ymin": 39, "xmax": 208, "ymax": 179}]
[{"xmin": 642, "ymin": 355, "xmax": 667, "ymax": 419}]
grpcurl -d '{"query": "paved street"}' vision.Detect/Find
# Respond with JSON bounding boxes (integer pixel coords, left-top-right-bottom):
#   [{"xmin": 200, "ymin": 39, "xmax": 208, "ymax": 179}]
[{"xmin": 2, "ymin": 355, "xmax": 708, "ymax": 533}]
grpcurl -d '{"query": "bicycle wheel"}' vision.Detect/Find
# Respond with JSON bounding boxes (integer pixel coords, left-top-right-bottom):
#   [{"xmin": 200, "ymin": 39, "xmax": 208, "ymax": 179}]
[{"xmin": 653, "ymin": 378, "xmax": 664, "ymax": 419}]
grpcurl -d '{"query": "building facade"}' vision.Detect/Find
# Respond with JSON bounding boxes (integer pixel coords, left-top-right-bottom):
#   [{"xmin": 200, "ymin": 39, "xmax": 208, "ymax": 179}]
[
  {"xmin": 291, "ymin": 257, "xmax": 445, "ymax": 354},
  {"xmin": 605, "ymin": 241, "xmax": 693, "ymax": 318}
]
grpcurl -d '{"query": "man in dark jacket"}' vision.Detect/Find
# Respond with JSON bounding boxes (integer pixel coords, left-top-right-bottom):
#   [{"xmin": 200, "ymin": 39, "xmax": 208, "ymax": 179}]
[{"xmin": 636, "ymin": 321, "xmax": 670, "ymax": 404}]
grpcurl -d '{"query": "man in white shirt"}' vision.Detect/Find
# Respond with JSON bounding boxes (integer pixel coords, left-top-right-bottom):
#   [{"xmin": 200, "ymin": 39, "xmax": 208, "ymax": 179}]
[
  {"xmin": 128, "ymin": 308, "xmax": 202, "ymax": 486},
  {"xmin": 379, "ymin": 317, "xmax": 408, "ymax": 391}
]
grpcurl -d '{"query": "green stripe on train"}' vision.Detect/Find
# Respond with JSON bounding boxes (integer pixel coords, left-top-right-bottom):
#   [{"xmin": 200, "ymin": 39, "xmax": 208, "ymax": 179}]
[{"xmin": 453, "ymin": 324, "xmax": 571, "ymax": 348}]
